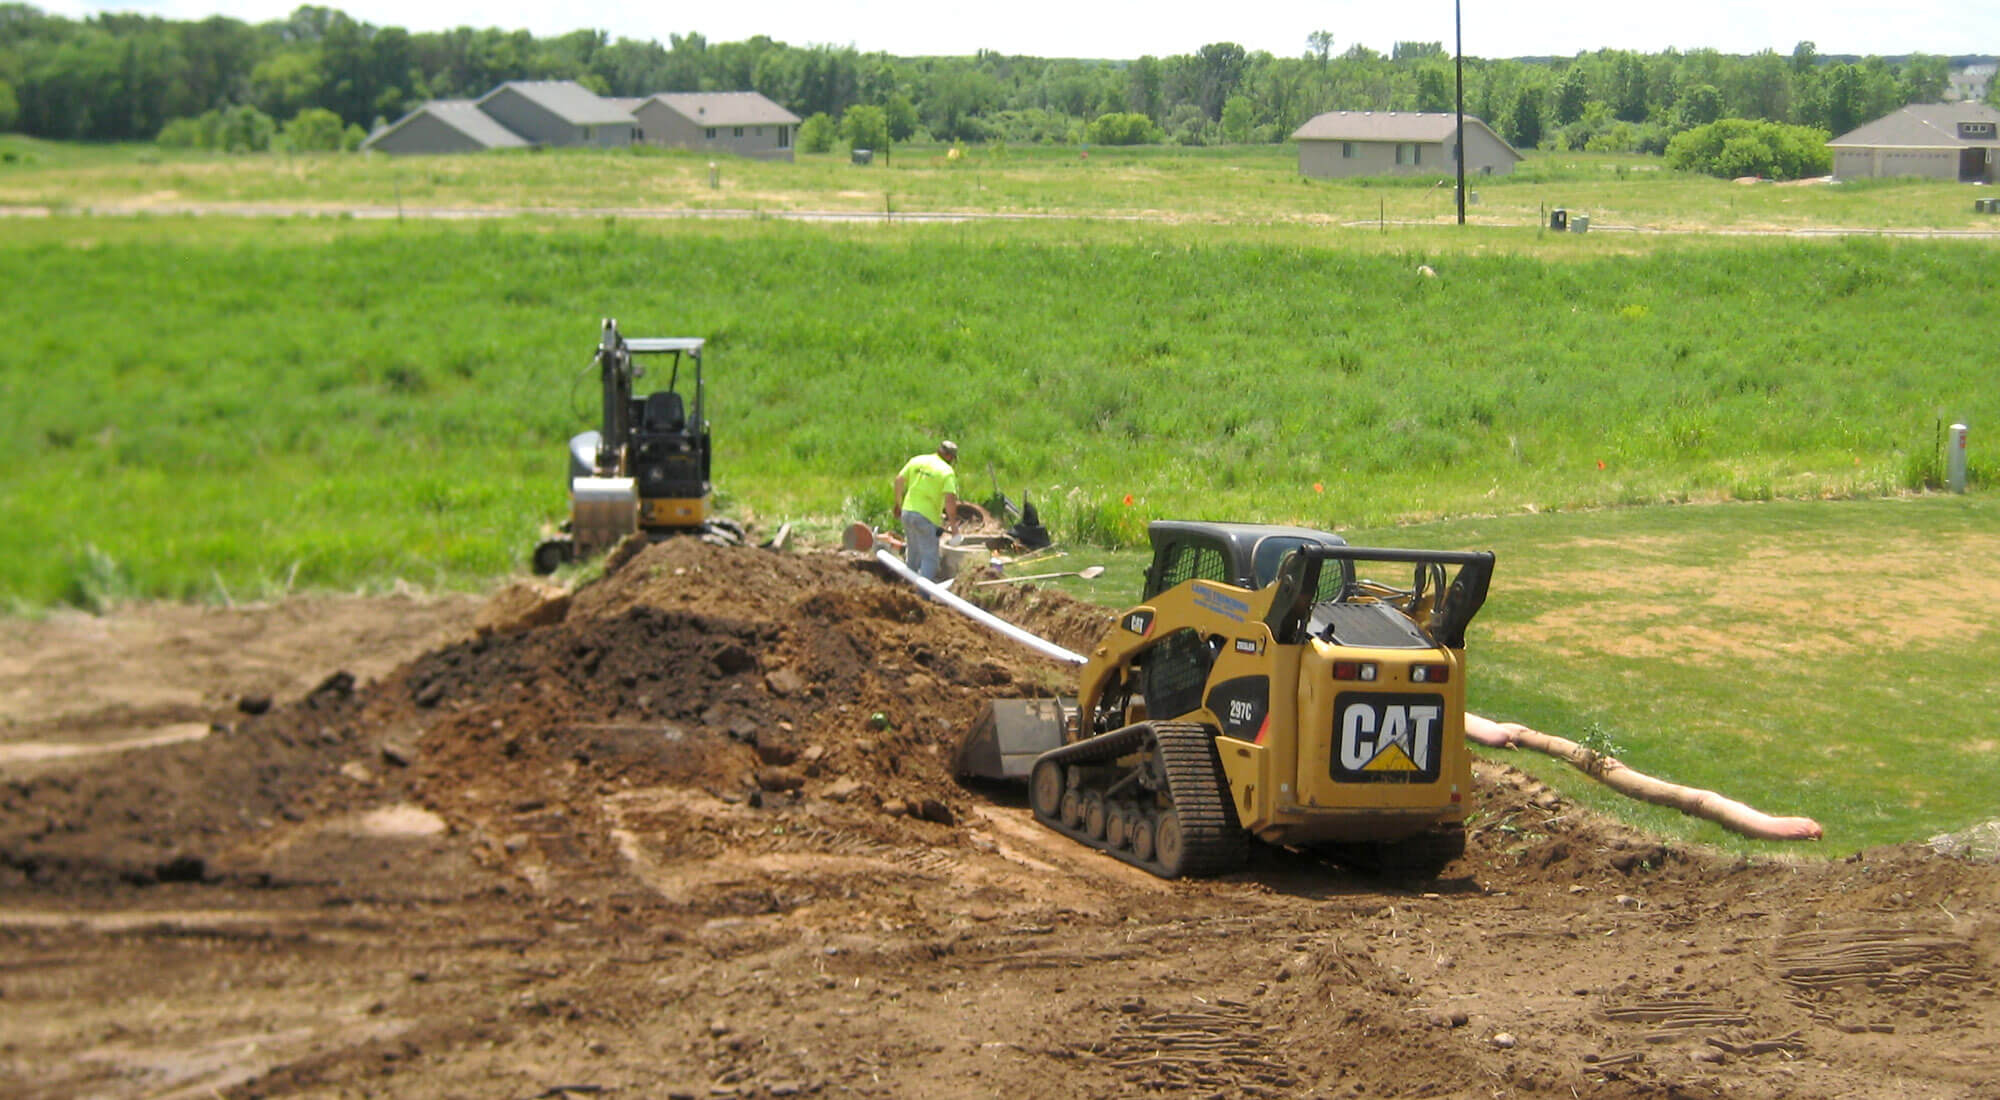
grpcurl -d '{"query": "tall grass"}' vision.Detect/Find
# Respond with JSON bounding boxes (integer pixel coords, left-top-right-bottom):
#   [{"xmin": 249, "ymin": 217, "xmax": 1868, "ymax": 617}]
[{"xmin": 1, "ymin": 215, "xmax": 1994, "ymax": 607}]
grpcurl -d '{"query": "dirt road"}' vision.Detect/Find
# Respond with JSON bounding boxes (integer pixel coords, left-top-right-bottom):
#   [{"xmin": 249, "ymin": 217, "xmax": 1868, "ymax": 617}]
[
  {"xmin": 12, "ymin": 202, "xmax": 2000, "ymax": 240},
  {"xmin": 3, "ymin": 539, "xmax": 1996, "ymax": 1099}
]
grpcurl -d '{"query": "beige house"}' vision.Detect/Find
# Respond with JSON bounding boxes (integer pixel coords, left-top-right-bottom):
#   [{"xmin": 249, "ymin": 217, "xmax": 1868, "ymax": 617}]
[
  {"xmin": 623, "ymin": 92, "xmax": 801, "ymax": 162},
  {"xmin": 1828, "ymin": 103, "xmax": 1999, "ymax": 182},
  {"xmin": 1291, "ymin": 111, "xmax": 1521, "ymax": 179}
]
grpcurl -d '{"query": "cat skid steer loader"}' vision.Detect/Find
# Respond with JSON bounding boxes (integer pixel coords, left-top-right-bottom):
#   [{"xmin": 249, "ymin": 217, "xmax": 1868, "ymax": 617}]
[{"xmin": 955, "ymin": 521, "xmax": 1494, "ymax": 879}]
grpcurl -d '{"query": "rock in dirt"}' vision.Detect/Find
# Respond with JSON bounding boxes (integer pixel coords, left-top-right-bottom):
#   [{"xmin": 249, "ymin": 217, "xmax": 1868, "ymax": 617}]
[
  {"xmin": 755, "ymin": 767, "xmax": 805, "ymax": 793},
  {"xmin": 474, "ymin": 580, "xmax": 571, "ymax": 636},
  {"xmin": 764, "ymin": 666, "xmax": 806, "ymax": 696},
  {"xmin": 380, "ymin": 738, "xmax": 417, "ymax": 767},
  {"xmin": 753, "ymin": 741, "xmax": 799, "ymax": 766},
  {"xmin": 822, "ymin": 777, "xmax": 864, "ymax": 803},
  {"xmin": 915, "ymin": 797, "xmax": 954, "ymax": 825},
  {"xmin": 308, "ymin": 670, "xmax": 356, "ymax": 703},
  {"xmin": 714, "ymin": 644, "xmax": 758, "ymax": 676}
]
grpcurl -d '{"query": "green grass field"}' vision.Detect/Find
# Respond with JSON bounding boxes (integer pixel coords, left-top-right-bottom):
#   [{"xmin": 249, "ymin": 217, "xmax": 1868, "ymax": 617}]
[
  {"xmin": 1375, "ymin": 497, "xmax": 2000, "ymax": 858},
  {"xmin": 4, "ymin": 142, "xmax": 1997, "ymax": 855}
]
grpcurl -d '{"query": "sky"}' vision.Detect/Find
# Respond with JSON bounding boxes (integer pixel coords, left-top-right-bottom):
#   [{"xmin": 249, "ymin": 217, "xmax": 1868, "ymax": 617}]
[{"xmin": 32, "ymin": 0, "xmax": 2000, "ymax": 61}]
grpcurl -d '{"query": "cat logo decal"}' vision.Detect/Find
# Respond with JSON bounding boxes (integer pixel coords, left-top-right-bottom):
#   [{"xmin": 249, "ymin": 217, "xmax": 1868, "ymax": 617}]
[{"xmin": 1333, "ymin": 693, "xmax": 1444, "ymax": 782}]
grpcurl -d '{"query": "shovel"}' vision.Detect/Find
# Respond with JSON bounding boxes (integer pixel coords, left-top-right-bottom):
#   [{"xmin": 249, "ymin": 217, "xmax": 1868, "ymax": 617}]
[
  {"xmin": 986, "ymin": 460, "xmax": 1022, "ymax": 520},
  {"xmin": 997, "ymin": 547, "xmax": 1064, "ymax": 569},
  {"xmin": 974, "ymin": 565, "xmax": 1105, "ymax": 586}
]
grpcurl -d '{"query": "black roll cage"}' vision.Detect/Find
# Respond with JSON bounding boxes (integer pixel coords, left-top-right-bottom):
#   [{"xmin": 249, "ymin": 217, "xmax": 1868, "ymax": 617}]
[{"xmin": 1263, "ymin": 545, "xmax": 1495, "ymax": 650}]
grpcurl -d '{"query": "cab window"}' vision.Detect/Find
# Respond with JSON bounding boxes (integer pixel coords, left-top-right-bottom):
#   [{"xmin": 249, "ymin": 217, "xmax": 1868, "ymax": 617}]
[{"xmin": 1156, "ymin": 543, "xmax": 1228, "ymax": 592}]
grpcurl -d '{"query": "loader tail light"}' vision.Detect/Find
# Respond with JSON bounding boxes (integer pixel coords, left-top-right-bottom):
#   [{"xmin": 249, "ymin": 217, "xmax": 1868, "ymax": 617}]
[
  {"xmin": 1410, "ymin": 663, "xmax": 1451, "ymax": 684},
  {"xmin": 1332, "ymin": 661, "xmax": 1378, "ymax": 682}
]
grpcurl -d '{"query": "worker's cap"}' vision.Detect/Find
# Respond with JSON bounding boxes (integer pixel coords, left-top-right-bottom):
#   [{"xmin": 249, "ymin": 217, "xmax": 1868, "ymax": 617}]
[{"xmin": 939, "ymin": 439, "xmax": 958, "ymax": 457}]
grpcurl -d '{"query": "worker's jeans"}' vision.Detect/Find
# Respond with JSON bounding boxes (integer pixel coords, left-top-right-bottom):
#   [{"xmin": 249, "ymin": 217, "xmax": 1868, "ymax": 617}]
[{"xmin": 901, "ymin": 511, "xmax": 943, "ymax": 581}]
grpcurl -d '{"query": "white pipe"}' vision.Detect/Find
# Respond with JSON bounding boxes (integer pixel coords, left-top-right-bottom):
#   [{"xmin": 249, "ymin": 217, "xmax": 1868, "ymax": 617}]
[{"xmin": 873, "ymin": 549, "xmax": 1087, "ymax": 665}]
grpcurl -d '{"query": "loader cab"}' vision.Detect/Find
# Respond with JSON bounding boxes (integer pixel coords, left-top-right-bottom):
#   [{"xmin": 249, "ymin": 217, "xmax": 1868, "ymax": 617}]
[{"xmin": 1142, "ymin": 521, "xmax": 1350, "ymax": 600}]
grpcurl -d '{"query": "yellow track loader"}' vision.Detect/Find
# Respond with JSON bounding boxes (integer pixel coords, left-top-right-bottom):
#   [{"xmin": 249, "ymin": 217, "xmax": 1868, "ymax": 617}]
[{"xmin": 956, "ymin": 521, "xmax": 1494, "ymax": 879}]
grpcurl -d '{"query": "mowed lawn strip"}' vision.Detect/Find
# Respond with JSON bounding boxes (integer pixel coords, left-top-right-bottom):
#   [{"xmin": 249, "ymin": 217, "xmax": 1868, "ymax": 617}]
[{"xmin": 1346, "ymin": 495, "xmax": 2000, "ymax": 856}]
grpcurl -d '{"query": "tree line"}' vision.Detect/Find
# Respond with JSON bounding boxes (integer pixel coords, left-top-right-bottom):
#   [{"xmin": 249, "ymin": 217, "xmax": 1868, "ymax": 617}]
[{"xmin": 1, "ymin": 2, "xmax": 1993, "ymax": 154}]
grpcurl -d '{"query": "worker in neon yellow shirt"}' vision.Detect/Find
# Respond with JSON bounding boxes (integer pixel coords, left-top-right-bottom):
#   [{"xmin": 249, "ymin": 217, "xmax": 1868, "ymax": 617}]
[{"xmin": 893, "ymin": 439, "xmax": 961, "ymax": 580}]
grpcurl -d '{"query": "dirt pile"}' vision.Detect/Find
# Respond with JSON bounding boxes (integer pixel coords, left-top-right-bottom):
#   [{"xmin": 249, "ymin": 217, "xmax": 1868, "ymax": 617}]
[
  {"xmin": 1, "ymin": 669, "xmax": 389, "ymax": 885},
  {"xmin": 0, "ymin": 539, "xmax": 1114, "ymax": 891}
]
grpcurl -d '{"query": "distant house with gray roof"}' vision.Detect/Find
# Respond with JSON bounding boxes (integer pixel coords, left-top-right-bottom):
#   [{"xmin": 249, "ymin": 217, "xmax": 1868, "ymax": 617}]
[
  {"xmin": 1291, "ymin": 111, "xmax": 1521, "ymax": 179},
  {"xmin": 361, "ymin": 99, "xmax": 531, "ymax": 155},
  {"xmin": 363, "ymin": 81, "xmax": 794, "ymax": 158},
  {"xmin": 629, "ymin": 92, "xmax": 801, "ymax": 161},
  {"xmin": 475, "ymin": 81, "xmax": 635, "ymax": 148},
  {"xmin": 1828, "ymin": 103, "xmax": 1999, "ymax": 182}
]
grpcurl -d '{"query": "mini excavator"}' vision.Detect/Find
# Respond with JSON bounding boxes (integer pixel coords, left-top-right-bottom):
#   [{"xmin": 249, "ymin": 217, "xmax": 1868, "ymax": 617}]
[
  {"xmin": 532, "ymin": 319, "xmax": 742, "ymax": 574},
  {"xmin": 956, "ymin": 521, "xmax": 1494, "ymax": 879}
]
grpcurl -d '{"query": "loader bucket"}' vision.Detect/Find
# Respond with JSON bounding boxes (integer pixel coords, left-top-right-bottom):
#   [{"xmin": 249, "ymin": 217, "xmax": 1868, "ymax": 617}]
[{"xmin": 953, "ymin": 698, "xmax": 1073, "ymax": 781}]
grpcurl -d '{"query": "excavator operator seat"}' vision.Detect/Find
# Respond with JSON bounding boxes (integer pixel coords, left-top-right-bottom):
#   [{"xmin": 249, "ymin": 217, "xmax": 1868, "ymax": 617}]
[{"xmin": 644, "ymin": 391, "xmax": 687, "ymax": 436}]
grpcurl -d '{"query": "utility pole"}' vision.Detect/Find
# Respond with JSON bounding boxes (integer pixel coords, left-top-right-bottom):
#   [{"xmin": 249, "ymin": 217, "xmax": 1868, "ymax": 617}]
[{"xmin": 1455, "ymin": 0, "xmax": 1467, "ymax": 226}]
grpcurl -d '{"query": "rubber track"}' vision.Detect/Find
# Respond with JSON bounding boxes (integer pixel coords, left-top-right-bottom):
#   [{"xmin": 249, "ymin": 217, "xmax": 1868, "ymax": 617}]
[
  {"xmin": 1031, "ymin": 721, "xmax": 1247, "ymax": 879},
  {"xmin": 1151, "ymin": 722, "xmax": 1250, "ymax": 877}
]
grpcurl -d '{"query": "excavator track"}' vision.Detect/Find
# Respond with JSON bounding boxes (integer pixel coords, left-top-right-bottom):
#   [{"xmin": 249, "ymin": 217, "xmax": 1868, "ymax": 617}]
[{"xmin": 1028, "ymin": 721, "xmax": 1248, "ymax": 879}]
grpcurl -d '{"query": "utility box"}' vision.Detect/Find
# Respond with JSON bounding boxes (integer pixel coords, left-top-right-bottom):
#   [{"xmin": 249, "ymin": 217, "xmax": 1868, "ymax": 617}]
[
  {"xmin": 851, "ymin": 148, "xmax": 873, "ymax": 166},
  {"xmin": 1550, "ymin": 208, "xmax": 1569, "ymax": 231},
  {"xmin": 1571, "ymin": 214, "xmax": 1590, "ymax": 233}
]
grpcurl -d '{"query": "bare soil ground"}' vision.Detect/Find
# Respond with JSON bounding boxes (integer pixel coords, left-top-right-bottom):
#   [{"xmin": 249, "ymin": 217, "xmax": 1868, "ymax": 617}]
[{"xmin": 3, "ymin": 539, "xmax": 1997, "ymax": 1099}]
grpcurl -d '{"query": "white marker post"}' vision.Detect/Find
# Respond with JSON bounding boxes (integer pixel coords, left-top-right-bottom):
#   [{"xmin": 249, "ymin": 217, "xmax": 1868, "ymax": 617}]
[{"xmin": 1948, "ymin": 423, "xmax": 1969, "ymax": 494}]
